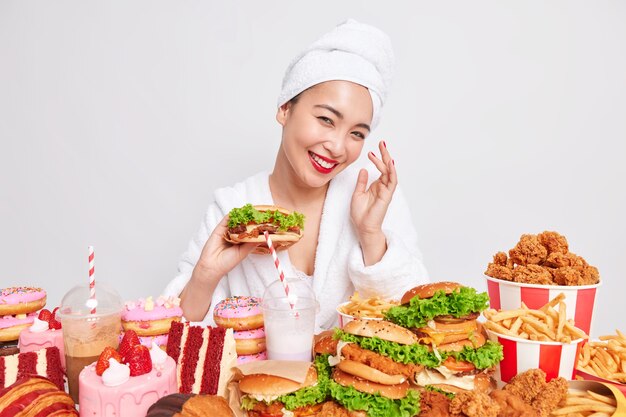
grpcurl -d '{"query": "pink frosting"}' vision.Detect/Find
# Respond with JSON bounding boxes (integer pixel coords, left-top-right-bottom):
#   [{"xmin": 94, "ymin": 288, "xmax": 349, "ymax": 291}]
[
  {"xmin": 79, "ymin": 355, "xmax": 177, "ymax": 417},
  {"xmin": 122, "ymin": 296, "xmax": 183, "ymax": 322},
  {"xmin": 237, "ymin": 351, "xmax": 267, "ymax": 364},
  {"xmin": 19, "ymin": 328, "xmax": 66, "ymax": 369},
  {"xmin": 213, "ymin": 296, "xmax": 262, "ymax": 319},
  {"xmin": 0, "ymin": 312, "xmax": 36, "ymax": 329},
  {"xmin": 0, "ymin": 287, "xmax": 46, "ymax": 305},
  {"xmin": 234, "ymin": 327, "xmax": 265, "ymax": 340}
]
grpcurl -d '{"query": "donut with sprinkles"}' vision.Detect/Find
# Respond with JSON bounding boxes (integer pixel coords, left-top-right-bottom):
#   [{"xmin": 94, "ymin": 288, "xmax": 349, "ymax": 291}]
[
  {"xmin": 0, "ymin": 287, "xmax": 47, "ymax": 316},
  {"xmin": 213, "ymin": 296, "xmax": 264, "ymax": 331}
]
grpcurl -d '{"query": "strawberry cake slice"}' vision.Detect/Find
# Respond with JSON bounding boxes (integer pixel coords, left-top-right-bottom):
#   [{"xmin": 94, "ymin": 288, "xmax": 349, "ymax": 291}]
[
  {"xmin": 18, "ymin": 307, "xmax": 65, "ymax": 369},
  {"xmin": 78, "ymin": 330, "xmax": 177, "ymax": 417}
]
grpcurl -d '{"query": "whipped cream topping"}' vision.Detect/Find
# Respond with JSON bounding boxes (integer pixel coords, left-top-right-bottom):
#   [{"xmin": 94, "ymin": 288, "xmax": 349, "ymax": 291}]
[
  {"xmin": 29, "ymin": 317, "xmax": 49, "ymax": 333},
  {"xmin": 150, "ymin": 341, "xmax": 167, "ymax": 365},
  {"xmin": 102, "ymin": 358, "xmax": 130, "ymax": 386}
]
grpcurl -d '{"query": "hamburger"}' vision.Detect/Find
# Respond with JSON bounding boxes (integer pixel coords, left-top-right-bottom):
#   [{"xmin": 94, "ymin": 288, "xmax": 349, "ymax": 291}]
[
  {"xmin": 225, "ymin": 204, "xmax": 305, "ymax": 253},
  {"xmin": 383, "ymin": 282, "xmax": 503, "ymax": 393},
  {"xmin": 329, "ymin": 320, "xmax": 422, "ymax": 417},
  {"xmin": 239, "ymin": 357, "xmax": 329, "ymax": 417}
]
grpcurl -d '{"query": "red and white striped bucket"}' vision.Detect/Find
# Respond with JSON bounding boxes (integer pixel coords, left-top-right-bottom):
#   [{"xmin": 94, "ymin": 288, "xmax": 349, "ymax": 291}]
[
  {"xmin": 487, "ymin": 330, "xmax": 584, "ymax": 383},
  {"xmin": 485, "ymin": 276, "xmax": 601, "ymax": 336}
]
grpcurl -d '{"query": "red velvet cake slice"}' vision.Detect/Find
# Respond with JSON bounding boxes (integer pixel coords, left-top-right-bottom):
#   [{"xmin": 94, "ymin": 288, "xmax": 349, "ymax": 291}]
[
  {"xmin": 0, "ymin": 346, "xmax": 63, "ymax": 390},
  {"xmin": 166, "ymin": 321, "xmax": 236, "ymax": 396}
]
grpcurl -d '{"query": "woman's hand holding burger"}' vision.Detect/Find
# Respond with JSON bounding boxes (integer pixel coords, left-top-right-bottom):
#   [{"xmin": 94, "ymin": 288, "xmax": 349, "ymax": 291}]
[
  {"xmin": 180, "ymin": 215, "xmax": 258, "ymax": 321},
  {"xmin": 350, "ymin": 140, "xmax": 397, "ymax": 266}
]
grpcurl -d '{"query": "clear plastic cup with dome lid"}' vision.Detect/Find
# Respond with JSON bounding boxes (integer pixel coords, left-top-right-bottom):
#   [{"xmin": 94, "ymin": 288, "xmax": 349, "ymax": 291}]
[
  {"xmin": 262, "ymin": 277, "xmax": 319, "ymax": 361},
  {"xmin": 56, "ymin": 282, "xmax": 123, "ymax": 403}
]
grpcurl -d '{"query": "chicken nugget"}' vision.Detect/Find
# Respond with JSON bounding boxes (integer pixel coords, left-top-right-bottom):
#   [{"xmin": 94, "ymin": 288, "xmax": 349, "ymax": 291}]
[
  {"xmin": 450, "ymin": 391, "xmax": 500, "ymax": 417},
  {"xmin": 537, "ymin": 231, "xmax": 569, "ymax": 255},
  {"xmin": 503, "ymin": 369, "xmax": 547, "ymax": 404},
  {"xmin": 512, "ymin": 265, "xmax": 553, "ymax": 285},
  {"xmin": 553, "ymin": 266, "xmax": 585, "ymax": 286},
  {"xmin": 580, "ymin": 265, "xmax": 600, "ymax": 285},
  {"xmin": 490, "ymin": 389, "xmax": 538, "ymax": 417},
  {"xmin": 509, "ymin": 234, "xmax": 548, "ymax": 266},
  {"xmin": 530, "ymin": 377, "xmax": 568, "ymax": 417},
  {"xmin": 485, "ymin": 263, "xmax": 514, "ymax": 281}
]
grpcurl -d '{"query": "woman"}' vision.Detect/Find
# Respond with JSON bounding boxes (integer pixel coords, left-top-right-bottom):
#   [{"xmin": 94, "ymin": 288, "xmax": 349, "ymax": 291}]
[{"xmin": 164, "ymin": 19, "xmax": 429, "ymax": 330}]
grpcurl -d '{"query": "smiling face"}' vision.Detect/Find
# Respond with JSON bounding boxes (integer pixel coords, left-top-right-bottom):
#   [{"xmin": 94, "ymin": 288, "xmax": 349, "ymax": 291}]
[{"xmin": 276, "ymin": 80, "xmax": 373, "ymax": 189}]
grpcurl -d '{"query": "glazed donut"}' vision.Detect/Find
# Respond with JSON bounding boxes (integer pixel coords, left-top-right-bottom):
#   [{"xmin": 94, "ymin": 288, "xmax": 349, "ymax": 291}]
[
  {"xmin": 213, "ymin": 296, "xmax": 264, "ymax": 331},
  {"xmin": 0, "ymin": 313, "xmax": 36, "ymax": 342},
  {"xmin": 237, "ymin": 350, "xmax": 267, "ymax": 365},
  {"xmin": 121, "ymin": 296, "xmax": 183, "ymax": 337},
  {"xmin": 234, "ymin": 328, "xmax": 266, "ymax": 355},
  {"xmin": 0, "ymin": 287, "xmax": 46, "ymax": 316}
]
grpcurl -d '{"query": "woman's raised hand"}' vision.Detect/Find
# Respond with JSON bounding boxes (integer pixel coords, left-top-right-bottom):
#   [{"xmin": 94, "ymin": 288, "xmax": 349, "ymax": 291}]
[{"xmin": 350, "ymin": 140, "xmax": 397, "ymax": 265}]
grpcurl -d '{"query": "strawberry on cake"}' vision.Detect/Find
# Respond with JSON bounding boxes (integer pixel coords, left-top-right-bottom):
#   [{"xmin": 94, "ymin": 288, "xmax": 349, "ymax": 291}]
[
  {"xmin": 166, "ymin": 321, "xmax": 237, "ymax": 396},
  {"xmin": 78, "ymin": 330, "xmax": 177, "ymax": 417},
  {"xmin": 18, "ymin": 307, "xmax": 65, "ymax": 369}
]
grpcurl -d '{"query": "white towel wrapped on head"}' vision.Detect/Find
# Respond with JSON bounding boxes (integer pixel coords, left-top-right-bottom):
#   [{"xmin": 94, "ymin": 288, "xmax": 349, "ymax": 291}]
[{"xmin": 277, "ymin": 19, "xmax": 395, "ymax": 130}]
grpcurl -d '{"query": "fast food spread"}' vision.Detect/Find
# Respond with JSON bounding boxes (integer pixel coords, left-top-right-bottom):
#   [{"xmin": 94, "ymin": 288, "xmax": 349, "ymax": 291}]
[
  {"xmin": 0, "ymin": 229, "xmax": 623, "ymax": 416},
  {"xmin": 485, "ymin": 231, "xmax": 600, "ymax": 286}
]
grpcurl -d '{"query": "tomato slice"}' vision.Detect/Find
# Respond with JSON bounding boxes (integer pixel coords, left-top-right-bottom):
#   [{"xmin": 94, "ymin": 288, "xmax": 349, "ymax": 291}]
[{"xmin": 443, "ymin": 357, "xmax": 475, "ymax": 372}]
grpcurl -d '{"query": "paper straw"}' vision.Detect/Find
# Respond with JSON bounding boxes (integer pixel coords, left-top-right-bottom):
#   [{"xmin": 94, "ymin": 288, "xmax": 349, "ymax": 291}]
[
  {"xmin": 88, "ymin": 245, "xmax": 96, "ymax": 314},
  {"xmin": 263, "ymin": 231, "xmax": 295, "ymax": 310}
]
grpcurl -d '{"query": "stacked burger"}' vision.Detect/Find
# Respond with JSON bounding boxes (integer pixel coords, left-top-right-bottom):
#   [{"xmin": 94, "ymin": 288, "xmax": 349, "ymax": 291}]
[{"xmin": 384, "ymin": 282, "xmax": 503, "ymax": 393}]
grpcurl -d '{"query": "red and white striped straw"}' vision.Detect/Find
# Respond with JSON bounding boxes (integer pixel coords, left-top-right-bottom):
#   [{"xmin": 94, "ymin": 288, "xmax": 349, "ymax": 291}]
[
  {"xmin": 263, "ymin": 231, "xmax": 295, "ymax": 309},
  {"xmin": 88, "ymin": 245, "xmax": 96, "ymax": 314}
]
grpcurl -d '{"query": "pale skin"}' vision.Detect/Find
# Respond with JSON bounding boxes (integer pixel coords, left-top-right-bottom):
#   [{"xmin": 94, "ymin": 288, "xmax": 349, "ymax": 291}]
[{"xmin": 180, "ymin": 80, "xmax": 398, "ymax": 321}]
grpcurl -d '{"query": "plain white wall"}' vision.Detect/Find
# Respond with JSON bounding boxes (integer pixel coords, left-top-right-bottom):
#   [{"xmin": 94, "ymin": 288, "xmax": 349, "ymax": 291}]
[{"xmin": 1, "ymin": 1, "xmax": 624, "ymax": 337}]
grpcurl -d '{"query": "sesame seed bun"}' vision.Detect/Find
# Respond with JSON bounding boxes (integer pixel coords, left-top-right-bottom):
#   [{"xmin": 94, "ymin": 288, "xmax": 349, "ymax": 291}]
[
  {"xmin": 342, "ymin": 319, "xmax": 419, "ymax": 346},
  {"xmin": 238, "ymin": 365, "xmax": 317, "ymax": 396},
  {"xmin": 400, "ymin": 282, "xmax": 463, "ymax": 305},
  {"xmin": 332, "ymin": 369, "xmax": 410, "ymax": 400}
]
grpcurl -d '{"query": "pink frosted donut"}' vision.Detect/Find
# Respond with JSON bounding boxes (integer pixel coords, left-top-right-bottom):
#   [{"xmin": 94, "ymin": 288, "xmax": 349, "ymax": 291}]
[
  {"xmin": 0, "ymin": 287, "xmax": 47, "ymax": 316},
  {"xmin": 0, "ymin": 312, "xmax": 37, "ymax": 342},
  {"xmin": 121, "ymin": 296, "xmax": 183, "ymax": 337},
  {"xmin": 213, "ymin": 296, "xmax": 264, "ymax": 331},
  {"xmin": 234, "ymin": 327, "xmax": 266, "ymax": 355},
  {"xmin": 237, "ymin": 351, "xmax": 267, "ymax": 365}
]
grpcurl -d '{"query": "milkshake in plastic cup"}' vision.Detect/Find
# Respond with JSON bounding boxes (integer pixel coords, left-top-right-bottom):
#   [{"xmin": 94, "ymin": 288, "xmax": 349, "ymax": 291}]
[
  {"xmin": 262, "ymin": 278, "xmax": 319, "ymax": 361},
  {"xmin": 56, "ymin": 283, "xmax": 122, "ymax": 403}
]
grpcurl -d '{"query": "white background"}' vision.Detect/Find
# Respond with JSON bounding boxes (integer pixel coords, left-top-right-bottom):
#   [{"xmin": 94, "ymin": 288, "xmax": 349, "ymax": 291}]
[{"xmin": 1, "ymin": 1, "xmax": 624, "ymax": 337}]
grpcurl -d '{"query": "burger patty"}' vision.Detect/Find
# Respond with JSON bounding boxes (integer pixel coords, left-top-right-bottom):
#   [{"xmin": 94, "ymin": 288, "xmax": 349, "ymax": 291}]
[
  {"xmin": 433, "ymin": 312, "xmax": 480, "ymax": 324},
  {"xmin": 228, "ymin": 224, "xmax": 301, "ymax": 237},
  {"xmin": 341, "ymin": 343, "xmax": 423, "ymax": 378},
  {"xmin": 249, "ymin": 399, "xmax": 323, "ymax": 417}
]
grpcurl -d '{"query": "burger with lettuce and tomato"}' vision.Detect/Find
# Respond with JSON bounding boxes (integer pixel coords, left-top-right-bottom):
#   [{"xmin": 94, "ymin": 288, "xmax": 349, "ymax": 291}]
[{"xmin": 383, "ymin": 282, "xmax": 503, "ymax": 393}]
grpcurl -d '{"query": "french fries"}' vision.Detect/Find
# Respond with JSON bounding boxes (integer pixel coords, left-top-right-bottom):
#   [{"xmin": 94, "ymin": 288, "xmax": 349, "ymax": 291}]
[
  {"xmin": 578, "ymin": 329, "xmax": 626, "ymax": 384},
  {"xmin": 338, "ymin": 292, "xmax": 398, "ymax": 319},
  {"xmin": 483, "ymin": 293, "xmax": 589, "ymax": 343},
  {"xmin": 550, "ymin": 389, "xmax": 617, "ymax": 416}
]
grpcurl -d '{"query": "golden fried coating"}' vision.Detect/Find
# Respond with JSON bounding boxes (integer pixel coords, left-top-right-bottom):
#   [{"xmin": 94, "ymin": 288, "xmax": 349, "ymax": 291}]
[
  {"xmin": 512, "ymin": 265, "xmax": 553, "ymax": 285},
  {"xmin": 553, "ymin": 267, "xmax": 585, "ymax": 286},
  {"xmin": 503, "ymin": 369, "xmax": 547, "ymax": 404},
  {"xmin": 493, "ymin": 252, "xmax": 509, "ymax": 266},
  {"xmin": 341, "ymin": 343, "xmax": 423, "ymax": 378},
  {"xmin": 508, "ymin": 235, "xmax": 548, "ymax": 266},
  {"xmin": 485, "ymin": 263, "xmax": 514, "ymax": 281},
  {"xmin": 449, "ymin": 392, "xmax": 500, "ymax": 417},
  {"xmin": 319, "ymin": 401, "xmax": 367, "ymax": 417},
  {"xmin": 490, "ymin": 390, "xmax": 538, "ymax": 417},
  {"xmin": 544, "ymin": 252, "xmax": 586, "ymax": 269},
  {"xmin": 530, "ymin": 377, "xmax": 568, "ymax": 417},
  {"xmin": 581, "ymin": 265, "xmax": 600, "ymax": 285},
  {"xmin": 537, "ymin": 231, "xmax": 569, "ymax": 255},
  {"xmin": 420, "ymin": 390, "xmax": 452, "ymax": 417}
]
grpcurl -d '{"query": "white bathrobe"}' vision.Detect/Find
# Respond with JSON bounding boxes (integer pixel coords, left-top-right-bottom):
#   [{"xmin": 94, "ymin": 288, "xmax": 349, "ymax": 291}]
[{"xmin": 164, "ymin": 164, "xmax": 429, "ymax": 331}]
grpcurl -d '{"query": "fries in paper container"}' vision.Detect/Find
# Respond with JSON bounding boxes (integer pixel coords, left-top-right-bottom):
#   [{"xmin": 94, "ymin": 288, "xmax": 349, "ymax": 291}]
[
  {"xmin": 576, "ymin": 330, "xmax": 626, "ymax": 396},
  {"xmin": 484, "ymin": 293, "xmax": 588, "ymax": 383},
  {"xmin": 336, "ymin": 293, "xmax": 398, "ymax": 328},
  {"xmin": 551, "ymin": 380, "xmax": 626, "ymax": 416}
]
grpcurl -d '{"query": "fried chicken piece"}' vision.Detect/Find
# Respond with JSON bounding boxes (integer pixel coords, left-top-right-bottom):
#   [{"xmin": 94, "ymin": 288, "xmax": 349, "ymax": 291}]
[
  {"xmin": 490, "ymin": 390, "xmax": 538, "ymax": 417},
  {"xmin": 420, "ymin": 390, "xmax": 452, "ymax": 417},
  {"xmin": 341, "ymin": 343, "xmax": 423, "ymax": 378},
  {"xmin": 485, "ymin": 263, "xmax": 514, "ymax": 281},
  {"xmin": 553, "ymin": 266, "xmax": 585, "ymax": 286},
  {"xmin": 449, "ymin": 392, "xmax": 500, "ymax": 417},
  {"xmin": 319, "ymin": 401, "xmax": 367, "ymax": 417},
  {"xmin": 493, "ymin": 252, "xmax": 508, "ymax": 266},
  {"xmin": 509, "ymin": 235, "xmax": 548, "ymax": 266},
  {"xmin": 512, "ymin": 265, "xmax": 554, "ymax": 285},
  {"xmin": 531, "ymin": 377, "xmax": 568, "ymax": 417},
  {"xmin": 544, "ymin": 252, "xmax": 586, "ymax": 269},
  {"xmin": 503, "ymin": 369, "xmax": 547, "ymax": 404},
  {"xmin": 537, "ymin": 231, "xmax": 569, "ymax": 255},
  {"xmin": 580, "ymin": 265, "xmax": 600, "ymax": 285}
]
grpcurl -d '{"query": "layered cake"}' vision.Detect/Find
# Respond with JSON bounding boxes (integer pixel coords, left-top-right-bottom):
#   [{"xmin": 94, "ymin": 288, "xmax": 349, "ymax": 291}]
[
  {"xmin": 19, "ymin": 309, "xmax": 65, "ymax": 369},
  {"xmin": 0, "ymin": 375, "xmax": 77, "ymax": 416},
  {"xmin": 166, "ymin": 321, "xmax": 237, "ymax": 396},
  {"xmin": 79, "ymin": 334, "xmax": 177, "ymax": 417},
  {"xmin": 0, "ymin": 346, "xmax": 64, "ymax": 390}
]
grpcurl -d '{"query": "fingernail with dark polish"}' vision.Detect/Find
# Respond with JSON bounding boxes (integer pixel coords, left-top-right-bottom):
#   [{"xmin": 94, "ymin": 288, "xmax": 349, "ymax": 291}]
[
  {"xmin": 383, "ymin": 141, "xmax": 387, "ymax": 148},
  {"xmin": 393, "ymin": 159, "xmax": 395, "ymax": 165}
]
